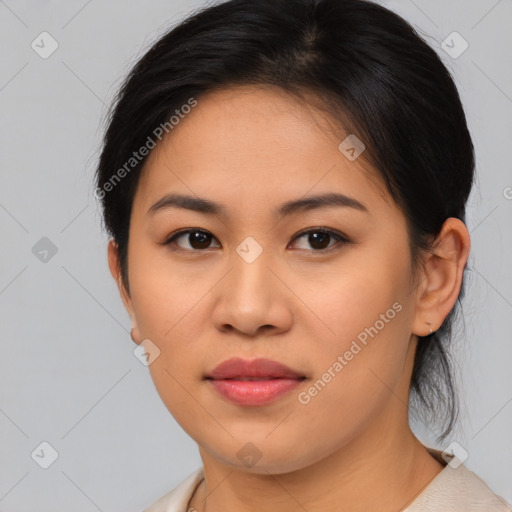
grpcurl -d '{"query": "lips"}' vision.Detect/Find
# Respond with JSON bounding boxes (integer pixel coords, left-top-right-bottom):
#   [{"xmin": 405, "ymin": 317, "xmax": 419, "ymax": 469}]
[
  {"xmin": 205, "ymin": 357, "xmax": 306, "ymax": 406},
  {"xmin": 206, "ymin": 357, "xmax": 305, "ymax": 380}
]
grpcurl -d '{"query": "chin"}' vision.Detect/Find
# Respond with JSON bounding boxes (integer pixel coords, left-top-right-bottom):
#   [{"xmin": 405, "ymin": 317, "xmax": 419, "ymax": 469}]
[{"xmin": 207, "ymin": 442, "xmax": 317, "ymax": 476}]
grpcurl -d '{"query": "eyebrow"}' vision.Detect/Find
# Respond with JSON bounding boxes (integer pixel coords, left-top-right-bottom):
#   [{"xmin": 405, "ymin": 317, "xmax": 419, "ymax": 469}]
[{"xmin": 147, "ymin": 192, "xmax": 369, "ymax": 217}]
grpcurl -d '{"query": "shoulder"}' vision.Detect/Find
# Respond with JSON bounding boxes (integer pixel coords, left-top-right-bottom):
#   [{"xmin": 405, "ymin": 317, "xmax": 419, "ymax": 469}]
[
  {"xmin": 404, "ymin": 455, "xmax": 512, "ymax": 512},
  {"xmin": 142, "ymin": 467, "xmax": 204, "ymax": 512},
  {"xmin": 140, "ymin": 460, "xmax": 512, "ymax": 512}
]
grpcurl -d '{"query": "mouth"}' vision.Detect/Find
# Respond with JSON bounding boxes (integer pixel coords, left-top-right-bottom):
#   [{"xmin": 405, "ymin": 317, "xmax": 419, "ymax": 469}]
[
  {"xmin": 205, "ymin": 358, "xmax": 307, "ymax": 406},
  {"xmin": 206, "ymin": 357, "xmax": 306, "ymax": 380},
  {"xmin": 206, "ymin": 376, "xmax": 306, "ymax": 406},
  {"xmin": 207, "ymin": 376, "xmax": 307, "ymax": 381}
]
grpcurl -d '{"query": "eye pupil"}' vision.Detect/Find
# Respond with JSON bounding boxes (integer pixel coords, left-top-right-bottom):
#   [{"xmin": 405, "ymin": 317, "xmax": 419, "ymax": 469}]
[
  {"xmin": 309, "ymin": 232, "xmax": 330, "ymax": 250},
  {"xmin": 191, "ymin": 231, "xmax": 211, "ymax": 249}
]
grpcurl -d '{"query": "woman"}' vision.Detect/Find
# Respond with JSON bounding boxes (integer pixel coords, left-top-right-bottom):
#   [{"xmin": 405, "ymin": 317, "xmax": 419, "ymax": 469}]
[{"xmin": 94, "ymin": 0, "xmax": 512, "ymax": 510}]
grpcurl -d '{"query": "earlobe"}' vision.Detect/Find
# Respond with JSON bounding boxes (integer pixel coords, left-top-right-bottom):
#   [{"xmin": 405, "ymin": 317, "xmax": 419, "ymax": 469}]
[
  {"xmin": 412, "ymin": 218, "xmax": 471, "ymax": 337},
  {"xmin": 130, "ymin": 328, "xmax": 142, "ymax": 345},
  {"xmin": 107, "ymin": 239, "xmax": 142, "ymax": 345}
]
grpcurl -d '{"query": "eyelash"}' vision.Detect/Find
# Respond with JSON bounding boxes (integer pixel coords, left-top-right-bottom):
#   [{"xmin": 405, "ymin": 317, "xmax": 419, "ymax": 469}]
[{"xmin": 162, "ymin": 227, "xmax": 351, "ymax": 254}]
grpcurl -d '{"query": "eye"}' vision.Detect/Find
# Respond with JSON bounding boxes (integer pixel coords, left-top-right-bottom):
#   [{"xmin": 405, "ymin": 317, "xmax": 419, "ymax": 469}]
[
  {"xmin": 163, "ymin": 227, "xmax": 350, "ymax": 253},
  {"xmin": 164, "ymin": 229, "xmax": 221, "ymax": 251},
  {"xmin": 289, "ymin": 228, "xmax": 350, "ymax": 252}
]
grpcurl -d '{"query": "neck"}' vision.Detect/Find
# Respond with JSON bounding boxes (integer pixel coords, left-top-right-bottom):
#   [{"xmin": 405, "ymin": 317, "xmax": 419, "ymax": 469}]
[{"xmin": 189, "ymin": 414, "xmax": 444, "ymax": 512}]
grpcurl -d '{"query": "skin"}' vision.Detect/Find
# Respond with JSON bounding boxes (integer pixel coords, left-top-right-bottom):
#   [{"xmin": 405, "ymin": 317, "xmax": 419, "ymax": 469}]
[{"xmin": 107, "ymin": 84, "xmax": 471, "ymax": 512}]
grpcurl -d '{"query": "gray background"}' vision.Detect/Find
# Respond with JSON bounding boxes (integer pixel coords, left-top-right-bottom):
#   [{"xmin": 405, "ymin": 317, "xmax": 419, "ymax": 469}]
[{"xmin": 0, "ymin": 0, "xmax": 511, "ymax": 510}]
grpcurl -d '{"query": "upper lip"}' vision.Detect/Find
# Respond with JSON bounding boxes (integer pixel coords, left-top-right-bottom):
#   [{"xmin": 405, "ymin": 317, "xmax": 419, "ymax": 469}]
[{"xmin": 206, "ymin": 357, "xmax": 305, "ymax": 380}]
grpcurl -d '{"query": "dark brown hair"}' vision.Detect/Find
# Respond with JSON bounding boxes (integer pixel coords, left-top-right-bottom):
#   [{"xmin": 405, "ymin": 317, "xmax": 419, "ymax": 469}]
[{"xmin": 95, "ymin": 0, "xmax": 475, "ymax": 442}]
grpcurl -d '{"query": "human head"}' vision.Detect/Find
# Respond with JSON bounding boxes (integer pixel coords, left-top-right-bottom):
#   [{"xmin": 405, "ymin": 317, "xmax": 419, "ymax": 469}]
[{"xmin": 95, "ymin": 0, "xmax": 474, "ymax": 454}]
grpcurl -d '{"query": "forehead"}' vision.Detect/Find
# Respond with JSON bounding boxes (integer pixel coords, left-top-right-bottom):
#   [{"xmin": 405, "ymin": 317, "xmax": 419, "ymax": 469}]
[{"xmin": 134, "ymin": 85, "xmax": 392, "ymax": 215}]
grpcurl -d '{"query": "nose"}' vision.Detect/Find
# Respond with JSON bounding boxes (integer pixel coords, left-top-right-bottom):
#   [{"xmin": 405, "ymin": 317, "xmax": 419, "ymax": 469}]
[{"xmin": 211, "ymin": 243, "xmax": 293, "ymax": 338}]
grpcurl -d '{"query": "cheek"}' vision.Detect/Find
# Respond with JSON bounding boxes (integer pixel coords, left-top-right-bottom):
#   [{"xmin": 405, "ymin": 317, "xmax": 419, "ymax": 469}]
[
  {"xmin": 289, "ymin": 297, "xmax": 411, "ymax": 462},
  {"xmin": 144, "ymin": 326, "xmax": 208, "ymax": 433},
  {"xmin": 127, "ymin": 257, "xmax": 211, "ymax": 411},
  {"xmin": 303, "ymin": 259, "xmax": 408, "ymax": 349},
  {"xmin": 128, "ymin": 243, "xmax": 211, "ymax": 337},
  {"xmin": 297, "ymin": 254, "xmax": 412, "ymax": 401}
]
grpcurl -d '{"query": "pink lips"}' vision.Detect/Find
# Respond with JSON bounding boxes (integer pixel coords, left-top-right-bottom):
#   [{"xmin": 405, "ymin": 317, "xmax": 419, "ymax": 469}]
[{"xmin": 206, "ymin": 357, "xmax": 306, "ymax": 406}]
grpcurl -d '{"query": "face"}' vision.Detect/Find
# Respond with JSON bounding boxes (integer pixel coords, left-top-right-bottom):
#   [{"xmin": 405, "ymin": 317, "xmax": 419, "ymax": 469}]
[{"xmin": 110, "ymin": 85, "xmax": 425, "ymax": 474}]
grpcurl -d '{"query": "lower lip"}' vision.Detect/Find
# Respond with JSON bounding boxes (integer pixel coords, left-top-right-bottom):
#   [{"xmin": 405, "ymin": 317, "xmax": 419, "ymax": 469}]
[{"xmin": 207, "ymin": 378, "xmax": 304, "ymax": 406}]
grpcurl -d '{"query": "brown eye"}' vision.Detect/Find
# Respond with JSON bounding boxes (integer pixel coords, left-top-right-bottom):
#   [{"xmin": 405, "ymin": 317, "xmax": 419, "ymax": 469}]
[
  {"xmin": 164, "ymin": 229, "xmax": 220, "ymax": 251},
  {"xmin": 164, "ymin": 227, "xmax": 350, "ymax": 253},
  {"xmin": 290, "ymin": 228, "xmax": 349, "ymax": 252}
]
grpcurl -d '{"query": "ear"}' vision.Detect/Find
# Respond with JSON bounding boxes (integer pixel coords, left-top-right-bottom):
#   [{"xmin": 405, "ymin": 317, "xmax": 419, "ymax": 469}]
[
  {"xmin": 107, "ymin": 239, "xmax": 142, "ymax": 345},
  {"xmin": 412, "ymin": 217, "xmax": 471, "ymax": 337}
]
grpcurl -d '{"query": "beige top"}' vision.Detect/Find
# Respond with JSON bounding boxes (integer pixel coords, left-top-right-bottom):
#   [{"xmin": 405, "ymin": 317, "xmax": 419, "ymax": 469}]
[{"xmin": 143, "ymin": 448, "xmax": 512, "ymax": 512}]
